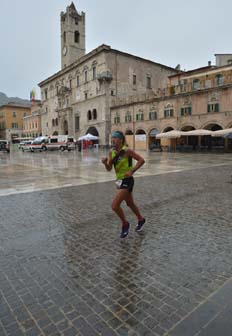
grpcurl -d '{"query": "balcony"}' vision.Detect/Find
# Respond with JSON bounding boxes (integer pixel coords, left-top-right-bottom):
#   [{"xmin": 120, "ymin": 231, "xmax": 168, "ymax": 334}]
[{"xmin": 97, "ymin": 71, "xmax": 113, "ymax": 83}]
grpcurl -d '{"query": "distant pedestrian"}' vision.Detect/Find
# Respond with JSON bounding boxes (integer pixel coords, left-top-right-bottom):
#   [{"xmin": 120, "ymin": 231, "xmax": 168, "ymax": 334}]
[
  {"xmin": 101, "ymin": 131, "xmax": 146, "ymax": 238},
  {"xmin": 77, "ymin": 140, "xmax": 82, "ymax": 152}
]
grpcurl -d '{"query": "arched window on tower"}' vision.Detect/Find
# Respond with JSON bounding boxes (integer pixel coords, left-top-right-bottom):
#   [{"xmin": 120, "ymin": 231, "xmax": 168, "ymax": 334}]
[
  {"xmin": 87, "ymin": 110, "xmax": 92, "ymax": 121},
  {"xmin": 63, "ymin": 31, "xmax": 66, "ymax": 43},
  {"xmin": 93, "ymin": 109, "xmax": 97, "ymax": 120},
  {"xmin": 74, "ymin": 31, "xmax": 80, "ymax": 43}
]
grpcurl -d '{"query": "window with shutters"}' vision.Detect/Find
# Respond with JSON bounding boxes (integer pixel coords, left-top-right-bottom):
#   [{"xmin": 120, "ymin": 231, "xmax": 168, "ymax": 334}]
[
  {"xmin": 136, "ymin": 113, "xmax": 144, "ymax": 121},
  {"xmin": 215, "ymin": 74, "xmax": 224, "ymax": 86},
  {"xmin": 180, "ymin": 107, "xmax": 192, "ymax": 116},
  {"xmin": 149, "ymin": 111, "xmax": 157, "ymax": 120},
  {"xmin": 114, "ymin": 116, "xmax": 120, "ymax": 124},
  {"xmin": 164, "ymin": 109, "xmax": 173, "ymax": 118},
  {"xmin": 193, "ymin": 79, "xmax": 199, "ymax": 90},
  {"xmin": 207, "ymin": 103, "xmax": 219, "ymax": 113},
  {"xmin": 125, "ymin": 114, "xmax": 132, "ymax": 122}
]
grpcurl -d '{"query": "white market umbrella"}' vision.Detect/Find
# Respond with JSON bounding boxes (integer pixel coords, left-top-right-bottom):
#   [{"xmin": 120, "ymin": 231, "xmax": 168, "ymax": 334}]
[
  {"xmin": 211, "ymin": 128, "xmax": 232, "ymax": 137},
  {"xmin": 156, "ymin": 130, "xmax": 183, "ymax": 139},
  {"xmin": 78, "ymin": 133, "xmax": 99, "ymax": 141},
  {"xmin": 182, "ymin": 129, "xmax": 213, "ymax": 136}
]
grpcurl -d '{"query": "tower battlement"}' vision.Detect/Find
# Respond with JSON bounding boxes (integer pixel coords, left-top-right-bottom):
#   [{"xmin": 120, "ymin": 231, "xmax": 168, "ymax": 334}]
[{"xmin": 61, "ymin": 2, "xmax": 86, "ymax": 69}]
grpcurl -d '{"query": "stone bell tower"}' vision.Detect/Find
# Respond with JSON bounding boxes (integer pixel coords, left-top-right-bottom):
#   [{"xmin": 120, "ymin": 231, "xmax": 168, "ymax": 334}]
[{"xmin": 60, "ymin": 2, "xmax": 86, "ymax": 69}]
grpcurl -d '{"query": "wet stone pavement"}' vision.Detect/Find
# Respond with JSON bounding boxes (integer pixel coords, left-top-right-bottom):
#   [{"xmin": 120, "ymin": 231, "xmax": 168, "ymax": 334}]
[{"xmin": 0, "ymin": 156, "xmax": 232, "ymax": 335}]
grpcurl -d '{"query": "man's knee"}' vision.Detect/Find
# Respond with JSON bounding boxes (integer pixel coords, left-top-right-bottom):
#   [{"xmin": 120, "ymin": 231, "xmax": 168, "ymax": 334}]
[{"xmin": 111, "ymin": 202, "xmax": 118, "ymax": 212}]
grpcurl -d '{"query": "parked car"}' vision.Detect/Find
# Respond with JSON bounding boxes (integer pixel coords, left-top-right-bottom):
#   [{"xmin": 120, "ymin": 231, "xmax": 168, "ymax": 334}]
[
  {"xmin": 21, "ymin": 141, "xmax": 33, "ymax": 152},
  {"xmin": 18, "ymin": 138, "xmax": 34, "ymax": 149},
  {"xmin": 0, "ymin": 140, "xmax": 10, "ymax": 153}
]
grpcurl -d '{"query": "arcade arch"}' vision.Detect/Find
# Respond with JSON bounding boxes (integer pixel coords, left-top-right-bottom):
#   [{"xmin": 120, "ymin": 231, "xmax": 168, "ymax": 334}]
[
  {"xmin": 86, "ymin": 126, "xmax": 99, "ymax": 136},
  {"xmin": 203, "ymin": 123, "xmax": 223, "ymax": 148},
  {"xmin": 135, "ymin": 129, "xmax": 146, "ymax": 150},
  {"xmin": 135, "ymin": 129, "xmax": 146, "ymax": 135},
  {"xmin": 125, "ymin": 129, "xmax": 133, "ymax": 135},
  {"xmin": 163, "ymin": 126, "xmax": 174, "ymax": 132},
  {"xmin": 148, "ymin": 128, "xmax": 161, "ymax": 150},
  {"xmin": 125, "ymin": 129, "xmax": 134, "ymax": 148}
]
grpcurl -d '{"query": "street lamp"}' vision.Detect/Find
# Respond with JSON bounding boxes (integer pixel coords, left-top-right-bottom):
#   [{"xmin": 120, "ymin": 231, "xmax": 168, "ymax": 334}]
[{"xmin": 133, "ymin": 104, "xmax": 135, "ymax": 150}]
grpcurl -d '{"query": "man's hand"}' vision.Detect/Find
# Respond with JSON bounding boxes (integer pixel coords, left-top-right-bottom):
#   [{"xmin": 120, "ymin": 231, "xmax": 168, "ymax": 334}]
[
  {"xmin": 102, "ymin": 154, "xmax": 112, "ymax": 171},
  {"xmin": 101, "ymin": 157, "xmax": 108, "ymax": 164}
]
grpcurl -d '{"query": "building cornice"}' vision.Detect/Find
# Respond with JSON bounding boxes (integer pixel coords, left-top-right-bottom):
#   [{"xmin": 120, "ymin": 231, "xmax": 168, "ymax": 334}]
[
  {"xmin": 169, "ymin": 64, "xmax": 232, "ymax": 79},
  {"xmin": 111, "ymin": 83, "xmax": 232, "ymax": 110},
  {"xmin": 38, "ymin": 45, "xmax": 111, "ymax": 87},
  {"xmin": 38, "ymin": 44, "xmax": 179, "ymax": 88},
  {"xmin": 109, "ymin": 48, "xmax": 179, "ymax": 73},
  {"xmin": 0, "ymin": 104, "xmax": 31, "ymax": 109}
]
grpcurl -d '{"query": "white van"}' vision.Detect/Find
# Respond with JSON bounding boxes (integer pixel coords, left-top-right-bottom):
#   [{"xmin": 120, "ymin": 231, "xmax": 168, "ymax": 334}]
[
  {"xmin": 46, "ymin": 135, "xmax": 76, "ymax": 151},
  {"xmin": 30, "ymin": 136, "xmax": 48, "ymax": 152}
]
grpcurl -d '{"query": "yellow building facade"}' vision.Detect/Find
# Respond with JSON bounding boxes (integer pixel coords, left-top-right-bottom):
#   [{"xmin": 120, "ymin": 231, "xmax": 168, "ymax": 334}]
[{"xmin": 0, "ymin": 103, "xmax": 31, "ymax": 142}]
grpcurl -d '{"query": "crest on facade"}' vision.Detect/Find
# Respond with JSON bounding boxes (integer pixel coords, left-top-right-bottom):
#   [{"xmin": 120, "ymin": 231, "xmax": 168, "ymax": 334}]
[
  {"xmin": 57, "ymin": 86, "xmax": 71, "ymax": 97},
  {"xmin": 183, "ymin": 97, "xmax": 191, "ymax": 105},
  {"xmin": 208, "ymin": 92, "xmax": 219, "ymax": 102},
  {"xmin": 150, "ymin": 103, "xmax": 157, "ymax": 111}
]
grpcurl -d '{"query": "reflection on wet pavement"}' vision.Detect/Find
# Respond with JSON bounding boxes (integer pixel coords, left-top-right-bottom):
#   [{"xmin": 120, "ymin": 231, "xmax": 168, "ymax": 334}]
[
  {"xmin": 0, "ymin": 148, "xmax": 232, "ymax": 335},
  {"xmin": 1, "ymin": 149, "xmax": 232, "ymax": 196}
]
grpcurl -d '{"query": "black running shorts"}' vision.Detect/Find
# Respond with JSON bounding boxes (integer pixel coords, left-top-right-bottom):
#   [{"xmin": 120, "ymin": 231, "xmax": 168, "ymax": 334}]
[{"xmin": 116, "ymin": 176, "xmax": 134, "ymax": 192}]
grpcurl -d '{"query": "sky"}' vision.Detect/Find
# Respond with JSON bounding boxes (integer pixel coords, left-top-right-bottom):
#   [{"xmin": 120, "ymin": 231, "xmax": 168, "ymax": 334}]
[{"xmin": 0, "ymin": 0, "xmax": 231, "ymax": 100}]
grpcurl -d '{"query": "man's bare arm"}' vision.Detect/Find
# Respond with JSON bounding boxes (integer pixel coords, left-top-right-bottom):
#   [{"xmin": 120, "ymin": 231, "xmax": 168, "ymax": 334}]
[
  {"xmin": 125, "ymin": 149, "xmax": 145, "ymax": 176},
  {"xmin": 101, "ymin": 152, "xmax": 113, "ymax": 171}
]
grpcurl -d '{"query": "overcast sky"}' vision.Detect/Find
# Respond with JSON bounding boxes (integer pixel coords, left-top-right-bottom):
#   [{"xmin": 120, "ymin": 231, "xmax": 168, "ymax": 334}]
[{"xmin": 0, "ymin": 0, "xmax": 231, "ymax": 100}]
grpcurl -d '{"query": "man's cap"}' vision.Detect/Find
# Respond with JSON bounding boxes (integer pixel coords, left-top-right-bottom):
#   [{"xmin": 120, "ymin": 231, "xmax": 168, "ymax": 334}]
[{"xmin": 111, "ymin": 131, "xmax": 124, "ymax": 139}]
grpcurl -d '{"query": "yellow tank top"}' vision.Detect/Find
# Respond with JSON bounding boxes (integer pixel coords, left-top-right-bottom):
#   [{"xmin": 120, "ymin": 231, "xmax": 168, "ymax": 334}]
[{"xmin": 111, "ymin": 145, "xmax": 133, "ymax": 179}]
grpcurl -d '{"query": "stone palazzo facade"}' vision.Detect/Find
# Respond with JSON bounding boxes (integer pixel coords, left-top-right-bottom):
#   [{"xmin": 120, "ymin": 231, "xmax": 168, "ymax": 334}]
[
  {"xmin": 38, "ymin": 3, "xmax": 178, "ymax": 145},
  {"xmin": 111, "ymin": 56, "xmax": 232, "ymax": 150}
]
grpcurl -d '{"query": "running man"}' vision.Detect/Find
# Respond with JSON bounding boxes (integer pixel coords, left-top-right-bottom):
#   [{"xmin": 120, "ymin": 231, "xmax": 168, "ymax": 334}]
[{"xmin": 101, "ymin": 131, "xmax": 146, "ymax": 238}]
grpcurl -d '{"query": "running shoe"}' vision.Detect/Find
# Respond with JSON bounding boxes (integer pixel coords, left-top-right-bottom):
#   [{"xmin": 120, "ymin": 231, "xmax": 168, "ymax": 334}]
[
  {"xmin": 120, "ymin": 222, "xmax": 130, "ymax": 238},
  {"xmin": 135, "ymin": 218, "xmax": 146, "ymax": 232}
]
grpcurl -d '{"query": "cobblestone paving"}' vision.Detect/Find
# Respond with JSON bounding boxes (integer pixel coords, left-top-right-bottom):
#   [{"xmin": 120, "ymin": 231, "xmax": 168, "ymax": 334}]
[{"xmin": 0, "ymin": 164, "xmax": 232, "ymax": 335}]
